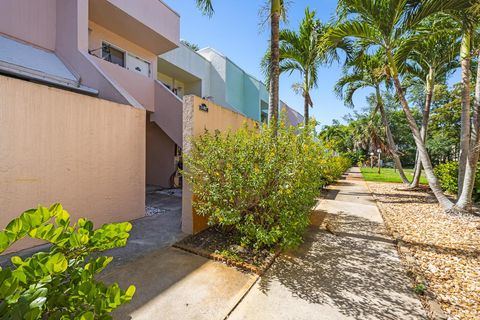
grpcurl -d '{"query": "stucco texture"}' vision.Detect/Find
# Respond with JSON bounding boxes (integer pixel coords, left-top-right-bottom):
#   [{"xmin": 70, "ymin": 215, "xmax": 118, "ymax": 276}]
[
  {"xmin": 145, "ymin": 116, "xmax": 176, "ymax": 188},
  {"xmin": 181, "ymin": 95, "xmax": 257, "ymax": 234},
  {"xmin": 0, "ymin": 76, "xmax": 146, "ymax": 254}
]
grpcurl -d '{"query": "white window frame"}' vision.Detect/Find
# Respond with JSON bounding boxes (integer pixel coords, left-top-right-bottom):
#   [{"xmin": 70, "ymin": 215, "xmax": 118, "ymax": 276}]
[
  {"xmin": 101, "ymin": 41, "xmax": 126, "ymax": 67},
  {"xmin": 126, "ymin": 53, "xmax": 151, "ymax": 77},
  {"xmin": 101, "ymin": 41, "xmax": 151, "ymax": 77}
]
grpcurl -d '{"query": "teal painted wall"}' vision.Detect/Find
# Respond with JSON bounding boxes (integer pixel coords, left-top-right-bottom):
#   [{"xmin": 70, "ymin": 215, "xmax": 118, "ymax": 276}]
[
  {"xmin": 244, "ymin": 75, "xmax": 260, "ymax": 120},
  {"xmin": 225, "ymin": 59, "xmax": 244, "ymax": 116},
  {"xmin": 225, "ymin": 59, "xmax": 263, "ymax": 121}
]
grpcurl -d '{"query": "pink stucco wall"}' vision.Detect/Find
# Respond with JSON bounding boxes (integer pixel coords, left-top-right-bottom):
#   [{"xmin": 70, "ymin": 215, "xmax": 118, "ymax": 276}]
[
  {"xmin": 146, "ymin": 117, "xmax": 176, "ymax": 188},
  {"xmin": 0, "ymin": 0, "xmax": 57, "ymax": 50},
  {"xmin": 107, "ymin": 0, "xmax": 179, "ymax": 44},
  {"xmin": 0, "ymin": 76, "xmax": 146, "ymax": 254},
  {"xmin": 88, "ymin": 0, "xmax": 179, "ymax": 55},
  {"xmin": 94, "ymin": 57, "xmax": 156, "ymax": 110},
  {"xmin": 55, "ymin": 0, "xmax": 141, "ymax": 107},
  {"xmin": 151, "ymin": 81, "xmax": 184, "ymax": 146}
]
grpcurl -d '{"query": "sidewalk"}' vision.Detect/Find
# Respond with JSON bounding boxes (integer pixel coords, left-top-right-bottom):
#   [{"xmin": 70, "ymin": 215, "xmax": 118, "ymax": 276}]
[{"xmin": 227, "ymin": 167, "xmax": 427, "ymax": 319}]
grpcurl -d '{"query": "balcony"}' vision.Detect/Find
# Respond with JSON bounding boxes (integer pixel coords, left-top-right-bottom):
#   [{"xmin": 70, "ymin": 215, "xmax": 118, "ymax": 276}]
[
  {"xmin": 89, "ymin": 0, "xmax": 180, "ymax": 55},
  {"xmin": 93, "ymin": 56, "xmax": 155, "ymax": 110},
  {"xmin": 93, "ymin": 56, "xmax": 182, "ymax": 146}
]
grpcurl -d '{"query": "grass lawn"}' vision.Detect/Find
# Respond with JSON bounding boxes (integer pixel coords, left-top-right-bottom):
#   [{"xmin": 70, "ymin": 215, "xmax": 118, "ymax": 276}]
[{"xmin": 360, "ymin": 167, "xmax": 428, "ymax": 184}]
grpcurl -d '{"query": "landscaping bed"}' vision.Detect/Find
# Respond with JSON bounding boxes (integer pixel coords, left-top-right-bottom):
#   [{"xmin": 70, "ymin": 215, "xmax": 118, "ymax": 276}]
[
  {"xmin": 173, "ymin": 227, "xmax": 279, "ymax": 274},
  {"xmin": 367, "ymin": 182, "xmax": 480, "ymax": 320}
]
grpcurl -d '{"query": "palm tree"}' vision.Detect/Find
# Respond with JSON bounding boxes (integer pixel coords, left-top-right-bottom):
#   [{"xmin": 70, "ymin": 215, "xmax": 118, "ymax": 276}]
[
  {"xmin": 195, "ymin": 0, "xmax": 285, "ymax": 133},
  {"xmin": 349, "ymin": 113, "xmax": 387, "ymax": 155},
  {"xmin": 400, "ymin": 18, "xmax": 460, "ymax": 188},
  {"xmin": 330, "ymin": 0, "xmax": 474, "ymax": 211},
  {"xmin": 277, "ymin": 8, "xmax": 337, "ymax": 124},
  {"xmin": 449, "ymin": 11, "xmax": 480, "ymax": 196},
  {"xmin": 268, "ymin": 0, "xmax": 285, "ymax": 133},
  {"xmin": 457, "ymin": 41, "xmax": 480, "ymax": 208},
  {"xmin": 335, "ymin": 50, "xmax": 410, "ymax": 184}
]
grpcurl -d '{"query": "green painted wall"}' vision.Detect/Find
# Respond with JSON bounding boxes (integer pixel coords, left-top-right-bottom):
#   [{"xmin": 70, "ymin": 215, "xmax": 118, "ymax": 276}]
[{"xmin": 225, "ymin": 59, "xmax": 263, "ymax": 121}]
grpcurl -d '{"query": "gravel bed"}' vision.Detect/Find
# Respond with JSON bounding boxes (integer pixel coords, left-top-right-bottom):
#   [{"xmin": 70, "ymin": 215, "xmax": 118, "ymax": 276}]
[
  {"xmin": 367, "ymin": 182, "xmax": 480, "ymax": 320},
  {"xmin": 145, "ymin": 206, "xmax": 167, "ymax": 217}
]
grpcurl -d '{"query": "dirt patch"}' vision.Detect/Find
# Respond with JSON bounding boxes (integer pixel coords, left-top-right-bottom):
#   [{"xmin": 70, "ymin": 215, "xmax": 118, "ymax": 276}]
[
  {"xmin": 367, "ymin": 182, "xmax": 480, "ymax": 320},
  {"xmin": 173, "ymin": 227, "xmax": 279, "ymax": 275}
]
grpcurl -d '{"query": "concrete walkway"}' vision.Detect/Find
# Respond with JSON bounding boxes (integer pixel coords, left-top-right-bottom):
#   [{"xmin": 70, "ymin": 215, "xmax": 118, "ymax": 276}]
[
  {"xmin": 227, "ymin": 168, "xmax": 427, "ymax": 320},
  {"xmin": 98, "ymin": 199, "xmax": 256, "ymax": 320},
  {"xmin": 101, "ymin": 247, "xmax": 256, "ymax": 320}
]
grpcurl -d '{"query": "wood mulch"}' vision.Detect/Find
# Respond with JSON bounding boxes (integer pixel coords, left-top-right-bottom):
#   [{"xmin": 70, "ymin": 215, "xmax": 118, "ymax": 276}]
[
  {"xmin": 173, "ymin": 227, "xmax": 279, "ymax": 275},
  {"xmin": 367, "ymin": 182, "xmax": 480, "ymax": 320}
]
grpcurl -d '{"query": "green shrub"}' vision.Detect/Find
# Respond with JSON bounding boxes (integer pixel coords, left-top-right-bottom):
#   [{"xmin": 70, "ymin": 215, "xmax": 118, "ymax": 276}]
[
  {"xmin": 0, "ymin": 204, "xmax": 135, "ymax": 319},
  {"xmin": 434, "ymin": 161, "xmax": 459, "ymax": 194},
  {"xmin": 183, "ymin": 121, "xmax": 350, "ymax": 249},
  {"xmin": 434, "ymin": 161, "xmax": 480, "ymax": 201}
]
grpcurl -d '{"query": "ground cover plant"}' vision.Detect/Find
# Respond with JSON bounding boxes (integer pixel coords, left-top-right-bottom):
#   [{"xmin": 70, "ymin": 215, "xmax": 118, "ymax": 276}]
[
  {"xmin": 183, "ymin": 120, "xmax": 350, "ymax": 250},
  {"xmin": 0, "ymin": 204, "xmax": 135, "ymax": 319},
  {"xmin": 361, "ymin": 168, "xmax": 428, "ymax": 184}
]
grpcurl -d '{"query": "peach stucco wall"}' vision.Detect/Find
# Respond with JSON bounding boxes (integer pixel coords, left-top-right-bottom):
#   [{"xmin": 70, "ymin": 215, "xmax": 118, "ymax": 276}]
[
  {"xmin": 0, "ymin": 76, "xmax": 146, "ymax": 254},
  {"xmin": 181, "ymin": 95, "xmax": 257, "ymax": 234},
  {"xmin": 146, "ymin": 116, "xmax": 176, "ymax": 188},
  {"xmin": 0, "ymin": 0, "xmax": 57, "ymax": 50}
]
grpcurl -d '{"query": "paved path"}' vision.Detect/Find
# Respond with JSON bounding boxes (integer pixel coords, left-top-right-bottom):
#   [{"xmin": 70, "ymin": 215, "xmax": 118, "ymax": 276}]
[
  {"xmin": 228, "ymin": 167, "xmax": 427, "ymax": 320},
  {"xmin": 97, "ymin": 200, "xmax": 256, "ymax": 320},
  {"xmin": 101, "ymin": 247, "xmax": 256, "ymax": 320}
]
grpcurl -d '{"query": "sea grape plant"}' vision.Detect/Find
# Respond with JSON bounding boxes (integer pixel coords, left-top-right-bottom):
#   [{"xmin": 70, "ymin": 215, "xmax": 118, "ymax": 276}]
[
  {"xmin": 0, "ymin": 204, "xmax": 135, "ymax": 319},
  {"xmin": 183, "ymin": 118, "xmax": 350, "ymax": 249}
]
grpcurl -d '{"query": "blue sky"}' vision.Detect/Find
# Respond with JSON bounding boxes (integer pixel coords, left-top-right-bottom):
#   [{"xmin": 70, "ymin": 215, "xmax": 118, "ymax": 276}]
[{"xmin": 163, "ymin": 1, "xmax": 463, "ymax": 126}]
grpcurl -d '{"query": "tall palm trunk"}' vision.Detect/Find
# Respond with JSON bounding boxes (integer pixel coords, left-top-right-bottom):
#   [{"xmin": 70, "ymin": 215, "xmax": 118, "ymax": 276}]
[
  {"xmin": 411, "ymin": 68, "xmax": 435, "ymax": 188},
  {"xmin": 375, "ymin": 86, "xmax": 410, "ymax": 184},
  {"xmin": 458, "ymin": 29, "xmax": 472, "ymax": 195},
  {"xmin": 304, "ymin": 72, "xmax": 309, "ymax": 125},
  {"xmin": 268, "ymin": 0, "xmax": 281, "ymax": 135},
  {"xmin": 387, "ymin": 51, "xmax": 454, "ymax": 210},
  {"xmin": 457, "ymin": 51, "xmax": 480, "ymax": 210}
]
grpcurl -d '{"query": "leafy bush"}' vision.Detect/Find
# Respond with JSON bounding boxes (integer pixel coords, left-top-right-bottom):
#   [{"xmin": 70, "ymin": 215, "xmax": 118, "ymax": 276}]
[
  {"xmin": 434, "ymin": 161, "xmax": 459, "ymax": 194},
  {"xmin": 183, "ymin": 121, "xmax": 350, "ymax": 249},
  {"xmin": 434, "ymin": 161, "xmax": 480, "ymax": 201},
  {"xmin": 0, "ymin": 204, "xmax": 135, "ymax": 319}
]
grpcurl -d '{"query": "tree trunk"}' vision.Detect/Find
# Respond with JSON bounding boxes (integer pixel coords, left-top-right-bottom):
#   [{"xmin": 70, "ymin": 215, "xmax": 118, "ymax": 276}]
[
  {"xmin": 458, "ymin": 29, "xmax": 472, "ymax": 196},
  {"xmin": 376, "ymin": 86, "xmax": 409, "ymax": 184},
  {"xmin": 268, "ymin": 0, "xmax": 281, "ymax": 135},
  {"xmin": 410, "ymin": 68, "xmax": 434, "ymax": 188},
  {"xmin": 456, "ymin": 51, "xmax": 480, "ymax": 210},
  {"xmin": 304, "ymin": 72, "xmax": 309, "ymax": 125},
  {"xmin": 387, "ymin": 51, "xmax": 454, "ymax": 210}
]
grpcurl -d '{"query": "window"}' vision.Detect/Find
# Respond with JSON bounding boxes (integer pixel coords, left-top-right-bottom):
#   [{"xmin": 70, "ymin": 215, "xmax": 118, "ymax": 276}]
[
  {"xmin": 102, "ymin": 42, "xmax": 125, "ymax": 67},
  {"xmin": 126, "ymin": 54, "xmax": 150, "ymax": 77},
  {"xmin": 101, "ymin": 42, "xmax": 151, "ymax": 77}
]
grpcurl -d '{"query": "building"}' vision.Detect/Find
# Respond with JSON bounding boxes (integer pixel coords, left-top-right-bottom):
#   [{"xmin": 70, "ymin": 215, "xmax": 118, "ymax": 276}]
[
  {"xmin": 158, "ymin": 44, "xmax": 302, "ymax": 126},
  {"xmin": 0, "ymin": 0, "xmax": 304, "ymax": 252},
  {"xmin": 0, "ymin": 0, "xmax": 182, "ymax": 252},
  {"xmin": 158, "ymin": 45, "xmax": 269, "ymax": 123},
  {"xmin": 280, "ymin": 100, "xmax": 304, "ymax": 127}
]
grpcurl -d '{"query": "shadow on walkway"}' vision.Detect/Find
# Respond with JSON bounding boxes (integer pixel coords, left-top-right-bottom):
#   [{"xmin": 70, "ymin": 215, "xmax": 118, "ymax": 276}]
[{"xmin": 258, "ymin": 213, "xmax": 424, "ymax": 319}]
